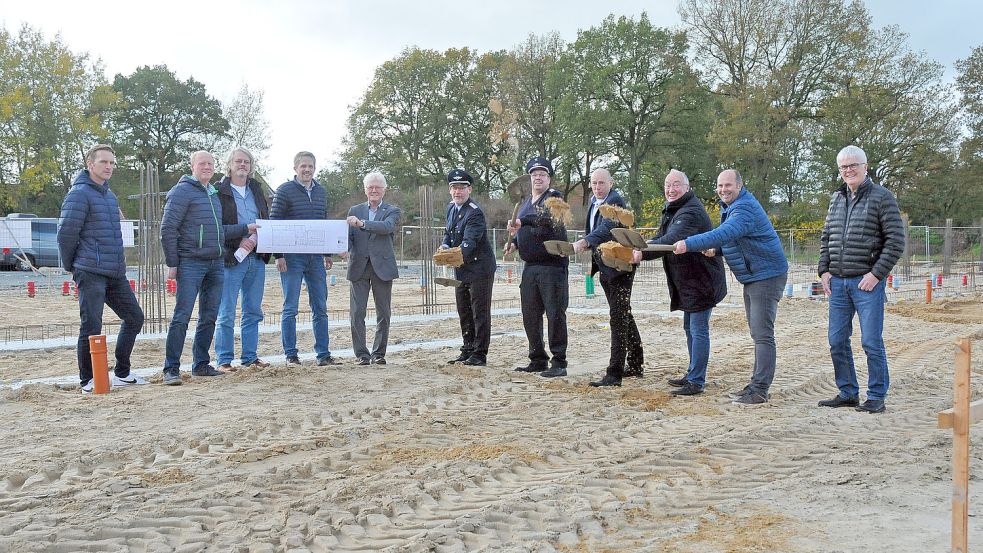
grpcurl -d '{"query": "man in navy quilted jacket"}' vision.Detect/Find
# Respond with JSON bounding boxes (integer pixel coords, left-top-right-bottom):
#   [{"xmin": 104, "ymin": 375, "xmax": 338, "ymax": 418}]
[
  {"xmin": 57, "ymin": 144, "xmax": 147, "ymax": 394},
  {"xmin": 160, "ymin": 151, "xmax": 239, "ymax": 385}
]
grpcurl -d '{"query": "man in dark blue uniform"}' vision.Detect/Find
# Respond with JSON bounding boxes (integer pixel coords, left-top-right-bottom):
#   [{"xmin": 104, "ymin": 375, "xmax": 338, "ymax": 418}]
[
  {"xmin": 441, "ymin": 169, "xmax": 496, "ymax": 366},
  {"xmin": 506, "ymin": 157, "xmax": 569, "ymax": 377}
]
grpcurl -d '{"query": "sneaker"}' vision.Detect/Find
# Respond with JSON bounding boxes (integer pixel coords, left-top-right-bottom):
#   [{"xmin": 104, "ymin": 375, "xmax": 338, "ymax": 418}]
[
  {"xmin": 286, "ymin": 356, "xmax": 303, "ymax": 366},
  {"xmin": 163, "ymin": 371, "xmax": 182, "ymax": 386},
  {"xmin": 191, "ymin": 365, "xmax": 226, "ymax": 377},
  {"xmin": 371, "ymin": 357, "xmax": 387, "ymax": 365},
  {"xmin": 356, "ymin": 357, "xmax": 371, "ymax": 366},
  {"xmin": 667, "ymin": 376, "xmax": 688, "ymax": 387},
  {"xmin": 111, "ymin": 374, "xmax": 149, "ymax": 388},
  {"xmin": 670, "ymin": 381, "xmax": 704, "ymax": 396},
  {"xmin": 80, "ymin": 380, "xmax": 94, "ymax": 394},
  {"xmin": 541, "ymin": 366, "xmax": 567, "ymax": 378},
  {"xmin": 218, "ymin": 363, "xmax": 236, "ymax": 373},
  {"xmin": 855, "ymin": 399, "xmax": 885, "ymax": 413},
  {"xmin": 732, "ymin": 392, "xmax": 768, "ymax": 405},
  {"xmin": 248, "ymin": 359, "xmax": 271, "ymax": 368},
  {"xmin": 317, "ymin": 356, "xmax": 340, "ymax": 366},
  {"xmin": 818, "ymin": 395, "xmax": 860, "ymax": 408}
]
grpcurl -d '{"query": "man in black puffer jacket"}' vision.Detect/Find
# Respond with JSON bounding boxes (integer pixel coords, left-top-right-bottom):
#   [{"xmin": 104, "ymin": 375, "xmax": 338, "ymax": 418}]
[
  {"xmin": 57, "ymin": 144, "xmax": 147, "ymax": 393},
  {"xmin": 161, "ymin": 151, "xmax": 231, "ymax": 385},
  {"xmin": 818, "ymin": 145, "xmax": 905, "ymax": 414},
  {"xmin": 642, "ymin": 170, "xmax": 727, "ymax": 396}
]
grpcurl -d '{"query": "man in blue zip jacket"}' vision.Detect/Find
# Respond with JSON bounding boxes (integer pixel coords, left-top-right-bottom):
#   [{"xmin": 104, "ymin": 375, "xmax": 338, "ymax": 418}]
[
  {"xmin": 57, "ymin": 144, "xmax": 147, "ymax": 394},
  {"xmin": 270, "ymin": 151, "xmax": 339, "ymax": 366},
  {"xmin": 674, "ymin": 169, "xmax": 788, "ymax": 405},
  {"xmin": 161, "ymin": 151, "xmax": 244, "ymax": 385}
]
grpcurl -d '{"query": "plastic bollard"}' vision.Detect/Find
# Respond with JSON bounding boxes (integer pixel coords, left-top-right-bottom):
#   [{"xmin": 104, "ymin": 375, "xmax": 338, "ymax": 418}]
[
  {"xmin": 73, "ymin": 283, "xmax": 78, "ymax": 298},
  {"xmin": 926, "ymin": 279, "xmax": 933, "ymax": 304},
  {"xmin": 887, "ymin": 275, "xmax": 893, "ymax": 288},
  {"xmin": 964, "ymin": 274, "xmax": 969, "ymax": 287},
  {"xmin": 27, "ymin": 281, "xmax": 35, "ymax": 298},
  {"xmin": 88, "ymin": 335, "xmax": 110, "ymax": 394},
  {"xmin": 62, "ymin": 281, "xmax": 70, "ymax": 296},
  {"xmin": 330, "ymin": 274, "xmax": 337, "ymax": 286},
  {"xmin": 507, "ymin": 268, "xmax": 513, "ymax": 284},
  {"xmin": 937, "ymin": 274, "xmax": 942, "ymax": 288},
  {"xmin": 784, "ymin": 283, "xmax": 793, "ymax": 297},
  {"xmin": 129, "ymin": 279, "xmax": 136, "ymax": 292}
]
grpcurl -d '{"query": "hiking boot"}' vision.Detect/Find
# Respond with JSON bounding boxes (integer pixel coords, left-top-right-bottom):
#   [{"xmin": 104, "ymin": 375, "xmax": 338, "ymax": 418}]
[
  {"xmin": 589, "ymin": 375, "xmax": 622, "ymax": 387},
  {"xmin": 317, "ymin": 356, "xmax": 340, "ymax": 366},
  {"xmin": 163, "ymin": 371, "xmax": 182, "ymax": 386},
  {"xmin": 670, "ymin": 381, "xmax": 704, "ymax": 396},
  {"xmin": 111, "ymin": 373, "xmax": 149, "ymax": 388},
  {"xmin": 540, "ymin": 366, "xmax": 567, "ymax": 378},
  {"xmin": 192, "ymin": 365, "xmax": 225, "ymax": 377},
  {"xmin": 818, "ymin": 395, "xmax": 859, "ymax": 408},
  {"xmin": 285, "ymin": 356, "xmax": 303, "ymax": 366},
  {"xmin": 855, "ymin": 399, "xmax": 885, "ymax": 413}
]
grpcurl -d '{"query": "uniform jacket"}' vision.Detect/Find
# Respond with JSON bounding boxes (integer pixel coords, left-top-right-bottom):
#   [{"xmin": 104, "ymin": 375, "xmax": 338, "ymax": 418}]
[
  {"xmin": 56, "ymin": 170, "xmax": 127, "ymax": 278},
  {"xmin": 583, "ymin": 189, "xmax": 633, "ymax": 279},
  {"xmin": 216, "ymin": 176, "xmax": 272, "ymax": 267},
  {"xmin": 818, "ymin": 177, "xmax": 904, "ymax": 280},
  {"xmin": 269, "ymin": 178, "xmax": 328, "ymax": 260},
  {"xmin": 685, "ymin": 187, "xmax": 787, "ymax": 284},
  {"xmin": 160, "ymin": 175, "xmax": 224, "ymax": 268},
  {"xmin": 442, "ymin": 199, "xmax": 496, "ymax": 283},
  {"xmin": 346, "ymin": 201, "xmax": 401, "ymax": 282},
  {"xmin": 644, "ymin": 191, "xmax": 727, "ymax": 312},
  {"xmin": 512, "ymin": 188, "xmax": 568, "ymax": 268}
]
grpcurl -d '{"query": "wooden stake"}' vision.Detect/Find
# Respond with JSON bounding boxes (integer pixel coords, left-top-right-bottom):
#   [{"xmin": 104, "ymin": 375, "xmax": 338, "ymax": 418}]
[{"xmin": 952, "ymin": 337, "xmax": 970, "ymax": 553}]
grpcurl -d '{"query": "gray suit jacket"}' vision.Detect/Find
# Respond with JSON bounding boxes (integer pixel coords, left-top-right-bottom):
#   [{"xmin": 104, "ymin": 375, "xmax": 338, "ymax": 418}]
[{"xmin": 346, "ymin": 201, "xmax": 401, "ymax": 281}]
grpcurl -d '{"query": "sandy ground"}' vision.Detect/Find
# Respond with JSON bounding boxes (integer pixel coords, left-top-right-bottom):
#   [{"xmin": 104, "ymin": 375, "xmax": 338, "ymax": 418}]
[{"xmin": 1, "ymin": 265, "xmax": 982, "ymax": 552}]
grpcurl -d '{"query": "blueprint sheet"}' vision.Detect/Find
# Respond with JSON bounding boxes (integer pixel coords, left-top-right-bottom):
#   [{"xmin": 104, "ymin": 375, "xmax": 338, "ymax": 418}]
[{"xmin": 255, "ymin": 219, "xmax": 348, "ymax": 254}]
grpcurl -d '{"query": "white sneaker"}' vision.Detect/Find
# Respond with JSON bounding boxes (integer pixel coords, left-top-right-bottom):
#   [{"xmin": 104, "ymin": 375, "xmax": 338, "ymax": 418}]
[
  {"xmin": 111, "ymin": 374, "xmax": 149, "ymax": 388},
  {"xmin": 80, "ymin": 381, "xmax": 93, "ymax": 394}
]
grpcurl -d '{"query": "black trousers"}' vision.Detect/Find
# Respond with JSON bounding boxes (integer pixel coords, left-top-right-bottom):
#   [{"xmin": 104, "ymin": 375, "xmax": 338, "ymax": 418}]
[
  {"xmin": 520, "ymin": 264, "xmax": 568, "ymax": 368},
  {"xmin": 75, "ymin": 270, "xmax": 145, "ymax": 384},
  {"xmin": 455, "ymin": 273, "xmax": 494, "ymax": 360},
  {"xmin": 600, "ymin": 271, "xmax": 643, "ymax": 377}
]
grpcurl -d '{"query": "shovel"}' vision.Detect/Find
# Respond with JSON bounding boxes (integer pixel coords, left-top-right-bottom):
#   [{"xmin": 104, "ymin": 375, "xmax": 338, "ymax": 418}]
[
  {"xmin": 434, "ymin": 277, "xmax": 462, "ymax": 288},
  {"xmin": 544, "ymin": 240, "xmax": 576, "ymax": 257}
]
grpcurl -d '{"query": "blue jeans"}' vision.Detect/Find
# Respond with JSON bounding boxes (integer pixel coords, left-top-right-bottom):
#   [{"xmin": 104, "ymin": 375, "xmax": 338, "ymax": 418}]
[
  {"xmin": 279, "ymin": 254, "xmax": 330, "ymax": 360},
  {"xmin": 164, "ymin": 258, "xmax": 224, "ymax": 371},
  {"xmin": 74, "ymin": 270, "xmax": 145, "ymax": 385},
  {"xmin": 743, "ymin": 273, "xmax": 787, "ymax": 394},
  {"xmin": 214, "ymin": 253, "xmax": 266, "ymax": 365},
  {"xmin": 683, "ymin": 307, "xmax": 713, "ymax": 387},
  {"xmin": 828, "ymin": 275, "xmax": 889, "ymax": 400}
]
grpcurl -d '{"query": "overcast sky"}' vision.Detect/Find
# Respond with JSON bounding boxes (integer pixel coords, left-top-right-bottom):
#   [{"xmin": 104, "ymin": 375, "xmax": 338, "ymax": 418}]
[{"xmin": 3, "ymin": 0, "xmax": 980, "ymax": 185}]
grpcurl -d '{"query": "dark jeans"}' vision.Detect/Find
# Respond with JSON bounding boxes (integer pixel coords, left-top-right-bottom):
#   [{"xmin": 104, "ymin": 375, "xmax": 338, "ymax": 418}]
[
  {"xmin": 455, "ymin": 273, "xmax": 494, "ymax": 360},
  {"xmin": 600, "ymin": 271, "xmax": 643, "ymax": 377},
  {"xmin": 742, "ymin": 273, "xmax": 787, "ymax": 394},
  {"xmin": 74, "ymin": 270, "xmax": 145, "ymax": 385},
  {"xmin": 520, "ymin": 264, "xmax": 568, "ymax": 368},
  {"xmin": 164, "ymin": 258, "xmax": 224, "ymax": 371}
]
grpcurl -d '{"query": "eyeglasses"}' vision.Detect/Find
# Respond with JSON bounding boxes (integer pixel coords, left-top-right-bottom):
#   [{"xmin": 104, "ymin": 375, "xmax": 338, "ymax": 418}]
[
  {"xmin": 664, "ymin": 182, "xmax": 686, "ymax": 190},
  {"xmin": 838, "ymin": 162, "xmax": 865, "ymax": 172}
]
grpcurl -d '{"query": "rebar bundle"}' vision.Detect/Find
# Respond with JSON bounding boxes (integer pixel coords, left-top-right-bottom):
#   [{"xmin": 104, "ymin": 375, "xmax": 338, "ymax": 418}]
[
  {"xmin": 137, "ymin": 163, "xmax": 168, "ymax": 333},
  {"xmin": 418, "ymin": 185, "xmax": 438, "ymax": 314}
]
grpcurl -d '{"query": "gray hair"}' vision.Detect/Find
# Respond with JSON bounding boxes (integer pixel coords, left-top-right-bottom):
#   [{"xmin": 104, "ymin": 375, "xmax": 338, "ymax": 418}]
[
  {"xmin": 293, "ymin": 151, "xmax": 316, "ymax": 168},
  {"xmin": 667, "ymin": 168, "xmax": 690, "ymax": 187},
  {"xmin": 363, "ymin": 171, "xmax": 388, "ymax": 189},
  {"xmin": 225, "ymin": 147, "xmax": 255, "ymax": 177},
  {"xmin": 837, "ymin": 145, "xmax": 867, "ymax": 165}
]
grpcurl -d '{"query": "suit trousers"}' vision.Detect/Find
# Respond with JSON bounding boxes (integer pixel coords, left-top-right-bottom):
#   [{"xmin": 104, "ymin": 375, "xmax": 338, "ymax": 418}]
[
  {"xmin": 455, "ymin": 273, "xmax": 494, "ymax": 360},
  {"xmin": 520, "ymin": 264, "xmax": 568, "ymax": 368},
  {"xmin": 349, "ymin": 261, "xmax": 393, "ymax": 360}
]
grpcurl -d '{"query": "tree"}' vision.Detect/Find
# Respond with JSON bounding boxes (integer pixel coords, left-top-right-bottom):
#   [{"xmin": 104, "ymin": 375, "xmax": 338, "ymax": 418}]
[
  {"xmin": 0, "ymin": 24, "xmax": 114, "ymax": 215},
  {"xmin": 217, "ymin": 83, "xmax": 272, "ymax": 178},
  {"xmin": 111, "ymin": 65, "xmax": 228, "ymax": 177},
  {"xmin": 951, "ymin": 45, "xmax": 983, "ymax": 225}
]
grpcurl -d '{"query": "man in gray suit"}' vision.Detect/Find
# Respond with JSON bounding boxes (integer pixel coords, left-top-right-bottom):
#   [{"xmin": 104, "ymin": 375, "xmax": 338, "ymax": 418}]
[{"xmin": 344, "ymin": 172, "xmax": 402, "ymax": 365}]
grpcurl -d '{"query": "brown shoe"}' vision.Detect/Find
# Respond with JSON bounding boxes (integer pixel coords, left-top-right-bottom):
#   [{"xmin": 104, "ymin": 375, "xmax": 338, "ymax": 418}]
[
  {"xmin": 218, "ymin": 363, "xmax": 236, "ymax": 373},
  {"xmin": 248, "ymin": 359, "xmax": 271, "ymax": 368}
]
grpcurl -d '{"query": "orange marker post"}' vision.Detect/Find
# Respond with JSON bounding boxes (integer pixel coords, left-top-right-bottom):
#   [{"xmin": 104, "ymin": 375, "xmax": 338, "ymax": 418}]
[
  {"xmin": 926, "ymin": 278, "xmax": 933, "ymax": 304},
  {"xmin": 88, "ymin": 335, "xmax": 111, "ymax": 394}
]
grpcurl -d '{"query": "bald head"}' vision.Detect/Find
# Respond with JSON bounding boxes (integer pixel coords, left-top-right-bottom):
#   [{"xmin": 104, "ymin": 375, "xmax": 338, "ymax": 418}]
[
  {"xmin": 190, "ymin": 151, "xmax": 215, "ymax": 184},
  {"xmin": 590, "ymin": 168, "xmax": 613, "ymax": 200}
]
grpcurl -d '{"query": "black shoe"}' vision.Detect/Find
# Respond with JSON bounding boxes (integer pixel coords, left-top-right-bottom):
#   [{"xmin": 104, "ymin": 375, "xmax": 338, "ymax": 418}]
[
  {"xmin": 589, "ymin": 375, "xmax": 622, "ymax": 387},
  {"xmin": 818, "ymin": 395, "xmax": 859, "ymax": 408},
  {"xmin": 356, "ymin": 357, "xmax": 370, "ymax": 366},
  {"xmin": 317, "ymin": 356, "xmax": 340, "ymax": 366},
  {"xmin": 285, "ymin": 356, "xmax": 303, "ymax": 366},
  {"xmin": 541, "ymin": 366, "xmax": 567, "ymax": 378},
  {"xmin": 855, "ymin": 399, "xmax": 885, "ymax": 413},
  {"xmin": 623, "ymin": 368, "xmax": 644, "ymax": 378},
  {"xmin": 462, "ymin": 356, "xmax": 486, "ymax": 366},
  {"xmin": 514, "ymin": 364, "xmax": 547, "ymax": 372},
  {"xmin": 667, "ymin": 376, "xmax": 688, "ymax": 387},
  {"xmin": 448, "ymin": 353, "xmax": 470, "ymax": 364},
  {"xmin": 670, "ymin": 381, "xmax": 704, "ymax": 396},
  {"xmin": 371, "ymin": 357, "xmax": 387, "ymax": 365},
  {"xmin": 191, "ymin": 365, "xmax": 225, "ymax": 377}
]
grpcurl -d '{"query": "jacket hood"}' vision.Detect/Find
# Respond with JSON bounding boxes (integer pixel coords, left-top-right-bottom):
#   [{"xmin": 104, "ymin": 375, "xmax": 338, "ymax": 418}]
[
  {"xmin": 72, "ymin": 169, "xmax": 107, "ymax": 189},
  {"xmin": 178, "ymin": 174, "xmax": 209, "ymax": 188}
]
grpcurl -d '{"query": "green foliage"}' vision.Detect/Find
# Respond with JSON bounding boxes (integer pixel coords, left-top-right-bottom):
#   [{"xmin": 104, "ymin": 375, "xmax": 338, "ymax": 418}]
[{"xmin": 111, "ymin": 65, "xmax": 229, "ymax": 177}]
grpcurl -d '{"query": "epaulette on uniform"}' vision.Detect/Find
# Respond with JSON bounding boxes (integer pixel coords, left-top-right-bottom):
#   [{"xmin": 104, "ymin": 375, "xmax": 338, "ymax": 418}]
[{"xmin": 469, "ymin": 202, "xmax": 479, "ymax": 210}]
